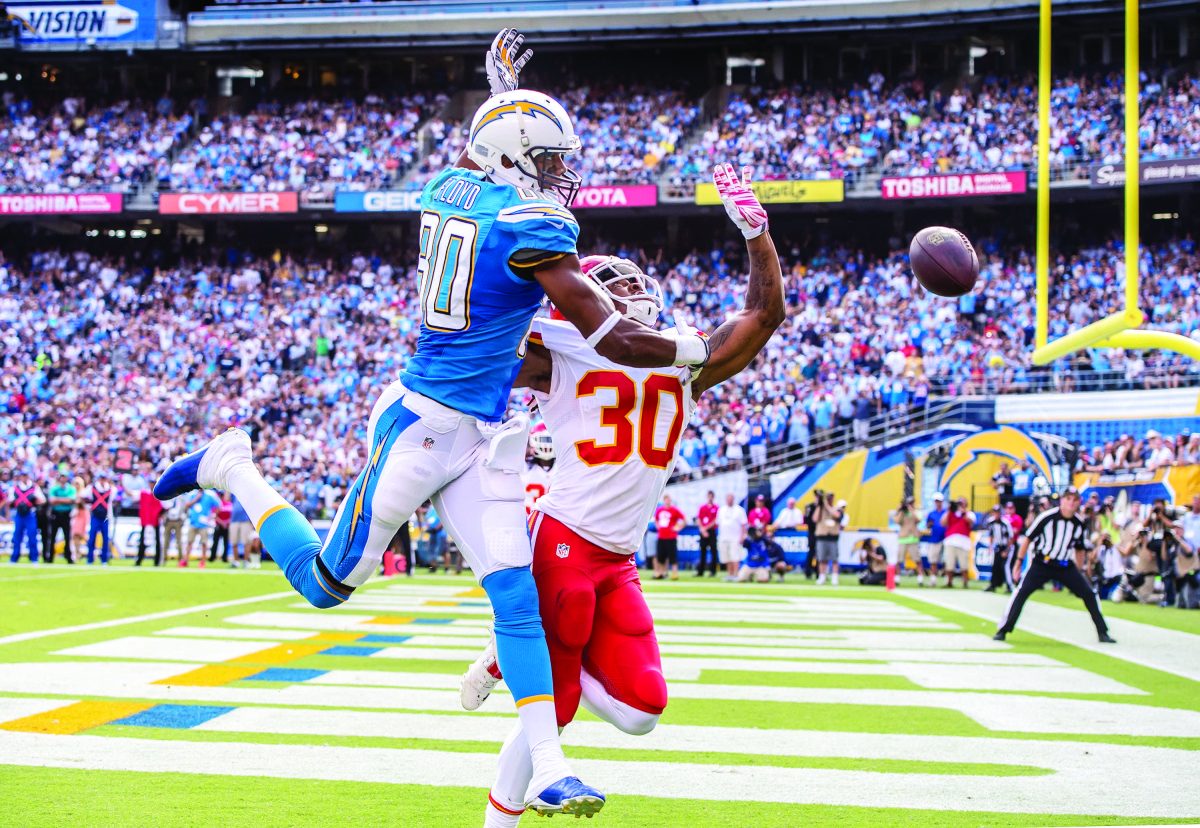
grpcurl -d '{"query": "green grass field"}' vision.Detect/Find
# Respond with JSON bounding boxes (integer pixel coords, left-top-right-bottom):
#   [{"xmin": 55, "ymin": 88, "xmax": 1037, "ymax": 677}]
[{"xmin": 0, "ymin": 563, "xmax": 1196, "ymax": 827}]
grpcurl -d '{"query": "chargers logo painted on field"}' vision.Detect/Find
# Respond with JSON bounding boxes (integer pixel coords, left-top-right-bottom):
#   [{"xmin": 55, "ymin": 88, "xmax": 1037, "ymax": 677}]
[
  {"xmin": 470, "ymin": 101, "xmax": 563, "ymax": 143},
  {"xmin": 10, "ymin": 2, "xmax": 139, "ymax": 40},
  {"xmin": 937, "ymin": 426, "xmax": 1053, "ymax": 490}
]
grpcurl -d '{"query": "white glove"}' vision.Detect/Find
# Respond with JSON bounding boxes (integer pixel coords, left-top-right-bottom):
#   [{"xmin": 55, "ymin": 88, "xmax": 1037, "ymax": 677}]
[
  {"xmin": 712, "ymin": 162, "xmax": 768, "ymax": 239},
  {"xmin": 485, "ymin": 28, "xmax": 533, "ymax": 96},
  {"xmin": 670, "ymin": 311, "xmax": 709, "ymax": 374}
]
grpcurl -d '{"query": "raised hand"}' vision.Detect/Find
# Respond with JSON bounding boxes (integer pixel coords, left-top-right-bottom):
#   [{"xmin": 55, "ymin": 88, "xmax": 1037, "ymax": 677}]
[
  {"xmin": 485, "ymin": 28, "xmax": 533, "ymax": 96},
  {"xmin": 712, "ymin": 163, "xmax": 768, "ymax": 239}
]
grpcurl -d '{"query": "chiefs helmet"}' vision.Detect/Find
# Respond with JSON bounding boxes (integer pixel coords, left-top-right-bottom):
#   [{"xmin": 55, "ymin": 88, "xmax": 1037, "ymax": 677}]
[
  {"xmin": 579, "ymin": 255, "xmax": 664, "ymax": 327},
  {"xmin": 529, "ymin": 422, "xmax": 555, "ymax": 461}
]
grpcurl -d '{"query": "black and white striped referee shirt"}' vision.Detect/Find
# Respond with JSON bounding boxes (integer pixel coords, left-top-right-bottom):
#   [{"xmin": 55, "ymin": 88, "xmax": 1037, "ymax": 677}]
[
  {"xmin": 1023, "ymin": 507, "xmax": 1089, "ymax": 563},
  {"xmin": 987, "ymin": 517, "xmax": 1014, "ymax": 550}
]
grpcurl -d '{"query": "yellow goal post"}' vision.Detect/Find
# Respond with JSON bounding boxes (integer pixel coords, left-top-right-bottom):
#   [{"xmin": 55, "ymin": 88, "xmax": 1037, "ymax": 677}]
[{"xmin": 1031, "ymin": 0, "xmax": 1200, "ymax": 366}]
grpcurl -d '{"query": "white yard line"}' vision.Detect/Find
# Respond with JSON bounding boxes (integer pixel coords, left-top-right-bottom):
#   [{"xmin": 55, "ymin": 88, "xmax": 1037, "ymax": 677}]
[
  {"xmin": 907, "ymin": 590, "xmax": 1200, "ymax": 683},
  {"xmin": 0, "ymin": 731, "xmax": 1194, "ymax": 817},
  {"xmin": 0, "ymin": 569, "xmax": 118, "ymax": 584},
  {"xmin": 0, "ymin": 661, "xmax": 1187, "ymax": 736},
  {"xmin": 0, "ymin": 591, "xmax": 297, "ymax": 647}
]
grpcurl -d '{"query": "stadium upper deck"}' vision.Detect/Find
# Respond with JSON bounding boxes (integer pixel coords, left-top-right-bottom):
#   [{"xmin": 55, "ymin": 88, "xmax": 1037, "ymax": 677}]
[{"xmin": 0, "ymin": 69, "xmax": 1196, "ymax": 199}]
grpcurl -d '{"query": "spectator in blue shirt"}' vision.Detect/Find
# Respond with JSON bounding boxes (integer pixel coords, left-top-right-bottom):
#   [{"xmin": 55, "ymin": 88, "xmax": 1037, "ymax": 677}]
[
  {"xmin": 738, "ymin": 526, "xmax": 790, "ymax": 583},
  {"xmin": 182, "ymin": 489, "xmax": 218, "ymax": 568},
  {"xmin": 1010, "ymin": 461, "xmax": 1034, "ymax": 516},
  {"xmin": 922, "ymin": 493, "xmax": 948, "ymax": 582}
]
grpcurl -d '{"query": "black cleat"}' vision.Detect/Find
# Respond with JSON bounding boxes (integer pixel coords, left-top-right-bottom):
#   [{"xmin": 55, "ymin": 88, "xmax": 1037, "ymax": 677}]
[
  {"xmin": 1098, "ymin": 633, "xmax": 1117, "ymax": 644},
  {"xmin": 992, "ymin": 631, "xmax": 1007, "ymax": 641}
]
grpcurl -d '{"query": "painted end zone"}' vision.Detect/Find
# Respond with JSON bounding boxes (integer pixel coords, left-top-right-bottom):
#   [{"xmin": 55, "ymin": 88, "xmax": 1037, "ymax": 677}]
[
  {"xmin": 114, "ymin": 705, "xmax": 234, "ymax": 730},
  {"xmin": 1, "ymin": 701, "xmax": 153, "ymax": 734}
]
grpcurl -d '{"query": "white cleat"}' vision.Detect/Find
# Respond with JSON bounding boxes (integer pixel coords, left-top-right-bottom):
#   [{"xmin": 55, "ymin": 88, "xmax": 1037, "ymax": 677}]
[{"xmin": 460, "ymin": 629, "xmax": 500, "ymax": 711}]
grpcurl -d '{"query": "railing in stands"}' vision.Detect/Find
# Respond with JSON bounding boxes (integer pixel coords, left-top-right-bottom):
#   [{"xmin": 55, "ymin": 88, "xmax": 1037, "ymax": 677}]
[
  {"xmin": 926, "ymin": 365, "xmax": 1200, "ymax": 397},
  {"xmin": 672, "ymin": 367, "xmax": 1200, "ymax": 487}
]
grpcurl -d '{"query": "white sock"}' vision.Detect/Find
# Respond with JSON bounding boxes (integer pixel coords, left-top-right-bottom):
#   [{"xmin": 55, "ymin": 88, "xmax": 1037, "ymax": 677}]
[
  {"xmin": 226, "ymin": 462, "xmax": 289, "ymax": 529},
  {"xmin": 249, "ymin": 552, "xmax": 261, "ymax": 568},
  {"xmin": 486, "ymin": 723, "xmax": 532, "ymax": 825},
  {"xmin": 580, "ymin": 669, "xmax": 658, "ymax": 736},
  {"xmin": 483, "ymin": 804, "xmax": 522, "ymax": 828},
  {"xmin": 520, "ymin": 700, "xmax": 571, "ymax": 798}
]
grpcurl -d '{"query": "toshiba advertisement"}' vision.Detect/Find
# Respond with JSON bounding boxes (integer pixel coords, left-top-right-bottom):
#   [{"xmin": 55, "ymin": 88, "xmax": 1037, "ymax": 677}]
[{"xmin": 159, "ymin": 192, "xmax": 299, "ymax": 215}]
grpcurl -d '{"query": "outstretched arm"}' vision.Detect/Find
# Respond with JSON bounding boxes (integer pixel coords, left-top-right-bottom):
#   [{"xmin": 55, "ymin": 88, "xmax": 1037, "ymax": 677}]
[
  {"xmin": 532, "ymin": 256, "xmax": 709, "ymax": 369},
  {"xmin": 692, "ymin": 164, "xmax": 785, "ymax": 397}
]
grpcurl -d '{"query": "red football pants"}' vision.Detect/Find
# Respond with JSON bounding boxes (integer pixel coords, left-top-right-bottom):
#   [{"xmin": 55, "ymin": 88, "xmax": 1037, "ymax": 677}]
[{"xmin": 529, "ymin": 511, "xmax": 667, "ymax": 728}]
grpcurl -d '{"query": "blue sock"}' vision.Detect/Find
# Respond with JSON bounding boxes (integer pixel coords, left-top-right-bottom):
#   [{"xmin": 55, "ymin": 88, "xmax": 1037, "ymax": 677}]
[
  {"xmin": 259, "ymin": 506, "xmax": 345, "ymax": 609},
  {"xmin": 482, "ymin": 566, "xmax": 554, "ymax": 703}
]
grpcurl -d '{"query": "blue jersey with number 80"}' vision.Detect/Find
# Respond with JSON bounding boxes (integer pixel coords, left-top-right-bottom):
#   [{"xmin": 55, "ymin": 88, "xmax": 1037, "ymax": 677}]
[{"xmin": 401, "ymin": 167, "xmax": 579, "ymax": 421}]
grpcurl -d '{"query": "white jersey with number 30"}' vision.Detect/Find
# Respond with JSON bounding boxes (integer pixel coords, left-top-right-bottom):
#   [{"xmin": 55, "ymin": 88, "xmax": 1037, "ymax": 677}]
[{"xmin": 530, "ymin": 317, "xmax": 695, "ymax": 555}]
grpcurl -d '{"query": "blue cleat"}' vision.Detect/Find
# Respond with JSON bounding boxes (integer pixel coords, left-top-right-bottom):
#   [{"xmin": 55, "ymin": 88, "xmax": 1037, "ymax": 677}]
[
  {"xmin": 153, "ymin": 428, "xmax": 252, "ymax": 500},
  {"xmin": 525, "ymin": 776, "xmax": 605, "ymax": 819}
]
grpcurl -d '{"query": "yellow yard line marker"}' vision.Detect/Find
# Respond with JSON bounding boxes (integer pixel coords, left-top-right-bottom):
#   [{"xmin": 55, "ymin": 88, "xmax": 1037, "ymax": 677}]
[{"xmin": 0, "ymin": 701, "xmax": 152, "ymax": 734}]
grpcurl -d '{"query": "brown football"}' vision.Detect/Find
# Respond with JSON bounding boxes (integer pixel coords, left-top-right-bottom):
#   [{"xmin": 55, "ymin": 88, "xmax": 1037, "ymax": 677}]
[{"xmin": 909, "ymin": 226, "xmax": 979, "ymax": 297}]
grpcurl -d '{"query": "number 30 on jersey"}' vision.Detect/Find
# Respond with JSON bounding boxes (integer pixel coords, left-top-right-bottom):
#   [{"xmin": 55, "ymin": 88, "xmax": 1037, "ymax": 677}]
[
  {"xmin": 575, "ymin": 370, "xmax": 685, "ymax": 470},
  {"xmin": 417, "ymin": 210, "xmax": 479, "ymax": 331}
]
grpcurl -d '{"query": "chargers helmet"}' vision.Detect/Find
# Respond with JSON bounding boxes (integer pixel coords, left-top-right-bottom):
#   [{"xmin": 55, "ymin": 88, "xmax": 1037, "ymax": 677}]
[
  {"xmin": 530, "ymin": 422, "xmax": 555, "ymax": 461},
  {"xmin": 579, "ymin": 255, "xmax": 664, "ymax": 328},
  {"xmin": 467, "ymin": 90, "xmax": 582, "ymax": 206}
]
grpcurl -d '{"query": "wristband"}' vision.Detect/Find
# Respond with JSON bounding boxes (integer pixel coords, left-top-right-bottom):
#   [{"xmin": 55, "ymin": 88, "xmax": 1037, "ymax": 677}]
[
  {"xmin": 674, "ymin": 332, "xmax": 710, "ymax": 367},
  {"xmin": 742, "ymin": 221, "xmax": 768, "ymax": 240},
  {"xmin": 585, "ymin": 311, "xmax": 622, "ymax": 349}
]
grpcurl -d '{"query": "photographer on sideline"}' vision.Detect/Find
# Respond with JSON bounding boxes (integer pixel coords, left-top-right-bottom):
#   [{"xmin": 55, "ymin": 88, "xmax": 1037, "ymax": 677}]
[
  {"xmin": 813, "ymin": 492, "xmax": 845, "ymax": 586},
  {"xmin": 858, "ymin": 538, "xmax": 888, "ymax": 586},
  {"xmin": 1145, "ymin": 498, "xmax": 1182, "ymax": 607},
  {"xmin": 941, "ymin": 496, "xmax": 976, "ymax": 588},
  {"xmin": 891, "ymin": 497, "xmax": 929, "ymax": 586}
]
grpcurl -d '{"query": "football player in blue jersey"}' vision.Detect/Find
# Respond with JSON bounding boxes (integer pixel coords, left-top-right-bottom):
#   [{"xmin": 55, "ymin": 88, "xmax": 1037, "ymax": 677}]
[{"xmin": 154, "ymin": 29, "xmax": 710, "ymax": 818}]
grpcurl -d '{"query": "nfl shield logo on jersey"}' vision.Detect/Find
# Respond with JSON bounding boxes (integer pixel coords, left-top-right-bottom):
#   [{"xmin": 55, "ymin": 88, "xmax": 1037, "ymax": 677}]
[
  {"xmin": 422, "ymin": 437, "xmax": 435, "ymax": 450},
  {"xmin": 556, "ymin": 543, "xmax": 571, "ymax": 559}
]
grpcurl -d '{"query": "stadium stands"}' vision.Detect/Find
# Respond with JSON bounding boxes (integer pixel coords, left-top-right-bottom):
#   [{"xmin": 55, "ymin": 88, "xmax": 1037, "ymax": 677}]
[
  {"xmin": 0, "ymin": 237, "xmax": 1194, "ymax": 494},
  {"xmin": 4, "ymin": 70, "xmax": 1194, "ymax": 193},
  {"xmin": 160, "ymin": 94, "xmax": 445, "ymax": 194},
  {"xmin": 672, "ymin": 72, "xmax": 1200, "ymax": 185},
  {"xmin": 0, "ymin": 97, "xmax": 193, "ymax": 193}
]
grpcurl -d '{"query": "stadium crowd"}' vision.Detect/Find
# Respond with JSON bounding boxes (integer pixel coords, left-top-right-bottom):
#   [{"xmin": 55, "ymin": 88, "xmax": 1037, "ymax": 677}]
[
  {"xmin": 2, "ymin": 70, "xmax": 1195, "ymax": 194},
  {"xmin": 0, "ymin": 95, "xmax": 193, "ymax": 193},
  {"xmin": 657, "ymin": 70, "xmax": 1200, "ymax": 184},
  {"xmin": 0, "ymin": 234, "xmax": 1195, "ymax": 504},
  {"xmin": 159, "ymin": 94, "xmax": 446, "ymax": 194},
  {"xmin": 408, "ymin": 84, "xmax": 701, "ymax": 189}
]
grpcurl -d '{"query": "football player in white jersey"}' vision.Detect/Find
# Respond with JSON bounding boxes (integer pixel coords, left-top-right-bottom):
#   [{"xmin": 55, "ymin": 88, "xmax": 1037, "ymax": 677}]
[
  {"xmin": 524, "ymin": 422, "xmax": 555, "ymax": 515},
  {"xmin": 467, "ymin": 163, "xmax": 783, "ymax": 826}
]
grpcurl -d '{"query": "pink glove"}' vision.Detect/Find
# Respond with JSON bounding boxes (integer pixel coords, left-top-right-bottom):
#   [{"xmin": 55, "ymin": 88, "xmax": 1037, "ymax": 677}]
[{"xmin": 712, "ymin": 163, "xmax": 768, "ymax": 239}]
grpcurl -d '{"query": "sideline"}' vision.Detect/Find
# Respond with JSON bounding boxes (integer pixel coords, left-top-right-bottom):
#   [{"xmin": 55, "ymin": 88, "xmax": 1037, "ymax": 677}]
[
  {"xmin": 906, "ymin": 589, "xmax": 1200, "ymax": 683},
  {"xmin": 0, "ymin": 590, "xmax": 297, "ymax": 648}
]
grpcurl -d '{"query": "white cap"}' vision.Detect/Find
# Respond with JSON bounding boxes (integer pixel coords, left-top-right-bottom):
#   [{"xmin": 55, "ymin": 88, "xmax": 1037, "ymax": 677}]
[{"xmin": 933, "ymin": 493, "xmax": 945, "ymax": 501}]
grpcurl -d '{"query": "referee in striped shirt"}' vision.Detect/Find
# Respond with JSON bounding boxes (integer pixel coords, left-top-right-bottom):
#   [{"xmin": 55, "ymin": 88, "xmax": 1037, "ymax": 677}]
[{"xmin": 994, "ymin": 487, "xmax": 1116, "ymax": 643}]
